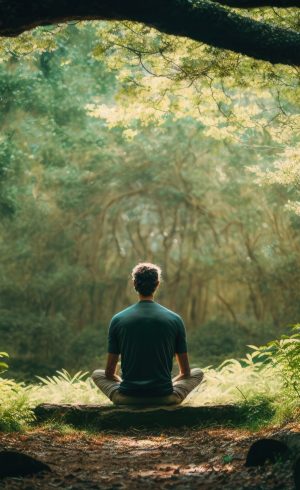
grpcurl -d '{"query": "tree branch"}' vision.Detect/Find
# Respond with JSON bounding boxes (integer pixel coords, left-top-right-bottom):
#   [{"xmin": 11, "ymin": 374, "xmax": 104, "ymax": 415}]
[
  {"xmin": 0, "ymin": 0, "xmax": 299, "ymax": 65},
  {"xmin": 211, "ymin": 0, "xmax": 299, "ymax": 8}
]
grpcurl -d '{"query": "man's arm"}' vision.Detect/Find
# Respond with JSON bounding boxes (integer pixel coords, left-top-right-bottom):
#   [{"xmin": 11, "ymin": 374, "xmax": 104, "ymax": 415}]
[
  {"xmin": 106, "ymin": 316, "xmax": 122, "ymax": 381},
  {"xmin": 173, "ymin": 316, "xmax": 190, "ymax": 381},
  {"xmin": 173, "ymin": 352, "xmax": 191, "ymax": 381},
  {"xmin": 105, "ymin": 353, "xmax": 122, "ymax": 381}
]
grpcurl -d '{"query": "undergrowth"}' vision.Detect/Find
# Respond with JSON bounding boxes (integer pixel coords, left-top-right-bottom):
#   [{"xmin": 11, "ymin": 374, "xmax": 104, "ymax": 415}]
[
  {"xmin": 0, "ymin": 377, "xmax": 34, "ymax": 431},
  {"xmin": 30, "ymin": 369, "xmax": 109, "ymax": 406},
  {"xmin": 186, "ymin": 355, "xmax": 281, "ymax": 406},
  {"xmin": 0, "ymin": 326, "xmax": 299, "ymax": 431}
]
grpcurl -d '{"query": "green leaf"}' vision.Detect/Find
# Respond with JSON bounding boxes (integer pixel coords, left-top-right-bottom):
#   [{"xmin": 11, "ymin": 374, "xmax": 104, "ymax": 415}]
[{"xmin": 223, "ymin": 455, "xmax": 233, "ymax": 464}]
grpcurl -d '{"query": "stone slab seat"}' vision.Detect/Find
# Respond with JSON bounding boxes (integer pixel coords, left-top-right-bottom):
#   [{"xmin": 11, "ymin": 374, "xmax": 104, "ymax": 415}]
[{"xmin": 34, "ymin": 403, "xmax": 250, "ymax": 429}]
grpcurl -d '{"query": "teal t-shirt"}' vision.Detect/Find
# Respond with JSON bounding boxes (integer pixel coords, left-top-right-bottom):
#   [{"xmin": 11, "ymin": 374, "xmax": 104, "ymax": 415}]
[{"xmin": 108, "ymin": 300, "xmax": 188, "ymax": 396}]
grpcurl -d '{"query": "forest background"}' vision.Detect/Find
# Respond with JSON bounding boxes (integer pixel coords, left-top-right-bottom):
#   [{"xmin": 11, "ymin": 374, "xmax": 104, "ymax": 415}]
[{"xmin": 0, "ymin": 14, "xmax": 299, "ymax": 381}]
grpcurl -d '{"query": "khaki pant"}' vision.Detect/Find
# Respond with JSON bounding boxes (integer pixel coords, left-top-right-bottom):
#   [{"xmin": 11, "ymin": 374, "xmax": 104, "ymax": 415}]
[{"xmin": 91, "ymin": 368, "xmax": 204, "ymax": 406}]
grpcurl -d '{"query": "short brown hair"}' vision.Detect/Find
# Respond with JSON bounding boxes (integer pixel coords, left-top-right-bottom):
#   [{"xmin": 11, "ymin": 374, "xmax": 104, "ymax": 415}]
[{"xmin": 132, "ymin": 262, "xmax": 161, "ymax": 296}]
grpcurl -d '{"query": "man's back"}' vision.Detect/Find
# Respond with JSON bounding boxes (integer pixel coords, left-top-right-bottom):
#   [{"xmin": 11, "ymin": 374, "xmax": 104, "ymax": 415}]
[{"xmin": 108, "ymin": 300, "xmax": 187, "ymax": 396}]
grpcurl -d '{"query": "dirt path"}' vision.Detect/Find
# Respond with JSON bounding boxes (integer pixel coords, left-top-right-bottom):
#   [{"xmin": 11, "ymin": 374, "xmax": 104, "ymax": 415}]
[{"xmin": 0, "ymin": 426, "xmax": 297, "ymax": 489}]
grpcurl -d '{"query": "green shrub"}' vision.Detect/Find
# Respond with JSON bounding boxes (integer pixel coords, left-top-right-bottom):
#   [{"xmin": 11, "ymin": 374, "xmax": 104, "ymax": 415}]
[
  {"xmin": 0, "ymin": 377, "xmax": 34, "ymax": 431},
  {"xmin": 249, "ymin": 324, "xmax": 300, "ymax": 422},
  {"xmin": 0, "ymin": 353, "xmax": 34, "ymax": 431}
]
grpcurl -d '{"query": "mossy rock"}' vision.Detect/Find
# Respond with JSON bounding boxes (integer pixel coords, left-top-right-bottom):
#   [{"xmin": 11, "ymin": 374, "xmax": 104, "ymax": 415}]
[{"xmin": 35, "ymin": 403, "xmax": 258, "ymax": 430}]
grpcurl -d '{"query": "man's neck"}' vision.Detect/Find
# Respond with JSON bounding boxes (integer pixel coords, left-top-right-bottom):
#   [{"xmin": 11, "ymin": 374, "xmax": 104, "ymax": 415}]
[{"xmin": 139, "ymin": 295, "xmax": 154, "ymax": 302}]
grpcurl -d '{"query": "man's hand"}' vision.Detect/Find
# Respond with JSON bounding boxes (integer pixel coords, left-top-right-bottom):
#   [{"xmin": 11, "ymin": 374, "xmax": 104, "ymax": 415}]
[
  {"xmin": 172, "ymin": 372, "xmax": 191, "ymax": 382},
  {"xmin": 175, "ymin": 352, "xmax": 191, "ymax": 381},
  {"xmin": 105, "ymin": 372, "xmax": 122, "ymax": 382}
]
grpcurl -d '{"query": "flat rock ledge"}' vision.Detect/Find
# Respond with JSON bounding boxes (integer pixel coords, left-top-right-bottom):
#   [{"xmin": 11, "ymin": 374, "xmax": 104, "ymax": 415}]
[{"xmin": 35, "ymin": 404, "xmax": 251, "ymax": 429}]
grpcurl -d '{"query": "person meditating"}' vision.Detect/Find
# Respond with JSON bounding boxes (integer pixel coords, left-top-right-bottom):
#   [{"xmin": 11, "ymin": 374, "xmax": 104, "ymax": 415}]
[{"xmin": 91, "ymin": 262, "xmax": 204, "ymax": 405}]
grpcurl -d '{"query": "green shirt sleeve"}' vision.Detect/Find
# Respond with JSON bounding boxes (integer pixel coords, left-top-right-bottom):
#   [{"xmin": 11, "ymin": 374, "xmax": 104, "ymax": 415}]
[
  {"xmin": 175, "ymin": 317, "xmax": 188, "ymax": 354},
  {"xmin": 108, "ymin": 317, "xmax": 120, "ymax": 354}
]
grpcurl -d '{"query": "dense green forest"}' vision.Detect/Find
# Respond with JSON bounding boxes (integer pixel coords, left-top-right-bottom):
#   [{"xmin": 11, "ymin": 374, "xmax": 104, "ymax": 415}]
[{"xmin": 0, "ymin": 21, "xmax": 299, "ymax": 379}]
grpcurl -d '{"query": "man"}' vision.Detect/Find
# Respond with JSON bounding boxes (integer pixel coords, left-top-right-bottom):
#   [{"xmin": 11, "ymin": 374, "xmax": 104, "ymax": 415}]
[{"xmin": 92, "ymin": 262, "xmax": 203, "ymax": 405}]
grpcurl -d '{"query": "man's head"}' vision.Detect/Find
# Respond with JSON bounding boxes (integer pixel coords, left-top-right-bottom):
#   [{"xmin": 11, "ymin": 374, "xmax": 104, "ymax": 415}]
[{"xmin": 131, "ymin": 262, "xmax": 162, "ymax": 297}]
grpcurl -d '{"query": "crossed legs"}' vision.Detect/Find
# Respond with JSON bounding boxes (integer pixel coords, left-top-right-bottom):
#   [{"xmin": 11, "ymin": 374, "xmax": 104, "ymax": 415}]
[{"xmin": 91, "ymin": 368, "xmax": 204, "ymax": 405}]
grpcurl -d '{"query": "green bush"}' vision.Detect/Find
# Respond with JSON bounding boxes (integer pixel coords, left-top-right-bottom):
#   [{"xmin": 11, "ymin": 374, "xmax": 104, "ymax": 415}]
[
  {"xmin": 0, "ymin": 378, "xmax": 34, "ymax": 431},
  {"xmin": 250, "ymin": 324, "xmax": 300, "ymax": 422},
  {"xmin": 0, "ymin": 354, "xmax": 34, "ymax": 431}
]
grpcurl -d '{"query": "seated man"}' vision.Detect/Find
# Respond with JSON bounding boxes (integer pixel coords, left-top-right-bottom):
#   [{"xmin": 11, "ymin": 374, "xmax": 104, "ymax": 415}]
[{"xmin": 92, "ymin": 262, "xmax": 203, "ymax": 405}]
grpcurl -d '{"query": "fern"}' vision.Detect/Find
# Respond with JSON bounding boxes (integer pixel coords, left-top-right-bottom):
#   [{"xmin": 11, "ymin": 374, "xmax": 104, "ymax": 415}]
[
  {"xmin": 0, "ymin": 378, "xmax": 34, "ymax": 431},
  {"xmin": 29, "ymin": 369, "xmax": 109, "ymax": 405},
  {"xmin": 0, "ymin": 352, "xmax": 9, "ymax": 374},
  {"xmin": 187, "ymin": 351, "xmax": 281, "ymax": 406},
  {"xmin": 247, "ymin": 324, "xmax": 300, "ymax": 420}
]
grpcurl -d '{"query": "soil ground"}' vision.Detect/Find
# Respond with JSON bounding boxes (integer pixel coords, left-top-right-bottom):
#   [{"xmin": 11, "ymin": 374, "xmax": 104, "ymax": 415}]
[{"xmin": 0, "ymin": 424, "xmax": 298, "ymax": 489}]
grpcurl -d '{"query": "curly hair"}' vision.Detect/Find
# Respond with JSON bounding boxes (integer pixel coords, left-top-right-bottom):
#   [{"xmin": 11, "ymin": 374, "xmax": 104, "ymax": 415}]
[{"xmin": 131, "ymin": 262, "xmax": 162, "ymax": 296}]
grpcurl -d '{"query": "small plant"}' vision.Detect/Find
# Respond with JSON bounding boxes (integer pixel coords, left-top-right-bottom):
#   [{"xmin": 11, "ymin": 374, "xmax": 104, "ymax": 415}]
[
  {"xmin": 0, "ymin": 378, "xmax": 34, "ymax": 431},
  {"xmin": 249, "ymin": 324, "xmax": 300, "ymax": 421},
  {"xmin": 0, "ymin": 352, "xmax": 9, "ymax": 374},
  {"xmin": 0, "ymin": 353, "xmax": 34, "ymax": 431},
  {"xmin": 36, "ymin": 369, "xmax": 90, "ymax": 386}
]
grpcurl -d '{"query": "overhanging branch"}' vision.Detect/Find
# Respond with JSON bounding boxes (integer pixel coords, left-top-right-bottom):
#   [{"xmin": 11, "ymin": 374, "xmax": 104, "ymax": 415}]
[
  {"xmin": 0, "ymin": 0, "xmax": 299, "ymax": 65},
  {"xmin": 211, "ymin": 0, "xmax": 299, "ymax": 8}
]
